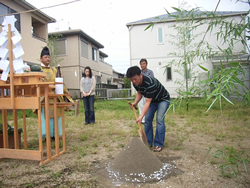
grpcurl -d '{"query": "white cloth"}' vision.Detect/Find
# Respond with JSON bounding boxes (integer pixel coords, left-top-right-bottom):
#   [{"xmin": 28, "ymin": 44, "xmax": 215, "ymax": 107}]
[
  {"xmin": 139, "ymin": 68, "xmax": 154, "ymax": 123},
  {"xmin": 138, "ymin": 96, "xmax": 146, "ymax": 123}
]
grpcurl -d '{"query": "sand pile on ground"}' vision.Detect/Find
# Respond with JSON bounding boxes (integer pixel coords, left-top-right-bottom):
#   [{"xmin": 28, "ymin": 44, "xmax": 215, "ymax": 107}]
[
  {"xmin": 109, "ymin": 137, "xmax": 163, "ymax": 176},
  {"xmin": 93, "ymin": 137, "xmax": 180, "ymax": 185}
]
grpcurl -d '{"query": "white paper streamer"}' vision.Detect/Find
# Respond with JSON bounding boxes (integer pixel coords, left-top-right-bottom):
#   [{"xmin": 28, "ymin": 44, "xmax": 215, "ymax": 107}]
[{"xmin": 0, "ymin": 15, "xmax": 24, "ymax": 81}]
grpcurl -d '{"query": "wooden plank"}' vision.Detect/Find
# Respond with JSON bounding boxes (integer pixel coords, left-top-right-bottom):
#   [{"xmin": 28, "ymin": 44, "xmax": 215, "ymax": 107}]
[
  {"xmin": 0, "ymin": 97, "xmax": 39, "ymax": 109},
  {"xmin": 39, "ymin": 150, "xmax": 66, "ymax": 166},
  {"xmin": 2, "ymin": 109, "xmax": 8, "ymax": 148},
  {"xmin": 37, "ymin": 86, "xmax": 43, "ymax": 154},
  {"xmin": 0, "ymin": 149, "xmax": 42, "ymax": 161},
  {"xmin": 23, "ymin": 110, "xmax": 27, "ymax": 149},
  {"xmin": 54, "ymin": 98, "xmax": 59, "ymax": 155},
  {"xmin": 13, "ymin": 110, "xmax": 19, "ymax": 149},
  {"xmin": 45, "ymin": 87, "xmax": 51, "ymax": 160},
  {"xmin": 62, "ymin": 109, "xmax": 66, "ymax": 152},
  {"xmin": 75, "ymin": 100, "xmax": 80, "ymax": 116},
  {"xmin": 13, "ymin": 72, "xmax": 47, "ymax": 78},
  {"xmin": 41, "ymin": 102, "xmax": 74, "ymax": 107}
]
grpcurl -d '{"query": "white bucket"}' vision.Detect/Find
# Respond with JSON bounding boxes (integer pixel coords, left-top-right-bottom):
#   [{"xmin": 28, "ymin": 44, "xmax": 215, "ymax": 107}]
[{"xmin": 55, "ymin": 77, "xmax": 63, "ymax": 94}]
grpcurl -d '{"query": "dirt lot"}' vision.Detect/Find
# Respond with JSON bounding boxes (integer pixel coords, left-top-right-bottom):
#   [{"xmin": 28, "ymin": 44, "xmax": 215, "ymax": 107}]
[{"xmin": 0, "ymin": 112, "xmax": 250, "ymax": 187}]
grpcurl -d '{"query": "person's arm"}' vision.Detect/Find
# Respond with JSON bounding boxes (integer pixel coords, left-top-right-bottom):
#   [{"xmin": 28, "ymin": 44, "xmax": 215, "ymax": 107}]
[
  {"xmin": 80, "ymin": 78, "xmax": 88, "ymax": 97},
  {"xmin": 128, "ymin": 91, "xmax": 142, "ymax": 110},
  {"xmin": 150, "ymin": 70, "xmax": 154, "ymax": 78},
  {"xmin": 136, "ymin": 97, "xmax": 152, "ymax": 124}
]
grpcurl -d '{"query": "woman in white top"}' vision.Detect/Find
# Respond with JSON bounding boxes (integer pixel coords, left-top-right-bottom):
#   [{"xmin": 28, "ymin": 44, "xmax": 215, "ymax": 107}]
[{"xmin": 80, "ymin": 66, "xmax": 96, "ymax": 124}]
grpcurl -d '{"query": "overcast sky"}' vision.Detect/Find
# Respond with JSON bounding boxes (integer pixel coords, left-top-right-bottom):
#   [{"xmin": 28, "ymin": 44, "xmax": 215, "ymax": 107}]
[{"xmin": 26, "ymin": 0, "xmax": 249, "ymax": 73}]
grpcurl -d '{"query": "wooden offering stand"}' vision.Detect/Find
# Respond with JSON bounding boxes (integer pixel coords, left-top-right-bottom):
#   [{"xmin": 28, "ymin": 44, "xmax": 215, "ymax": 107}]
[{"xmin": 0, "ymin": 24, "xmax": 73, "ymax": 165}]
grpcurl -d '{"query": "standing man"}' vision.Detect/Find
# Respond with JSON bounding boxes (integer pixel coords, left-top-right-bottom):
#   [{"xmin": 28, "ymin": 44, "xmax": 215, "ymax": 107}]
[
  {"xmin": 127, "ymin": 66, "xmax": 170, "ymax": 152},
  {"xmin": 138, "ymin": 58, "xmax": 154, "ymax": 123},
  {"xmin": 39, "ymin": 46, "xmax": 74, "ymax": 140}
]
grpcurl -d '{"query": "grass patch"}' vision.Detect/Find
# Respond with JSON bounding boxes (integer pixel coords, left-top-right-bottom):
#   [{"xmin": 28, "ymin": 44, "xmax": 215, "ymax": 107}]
[
  {"xmin": 207, "ymin": 146, "xmax": 250, "ymax": 177},
  {"xmin": 1, "ymin": 98, "xmax": 250, "ymax": 184}
]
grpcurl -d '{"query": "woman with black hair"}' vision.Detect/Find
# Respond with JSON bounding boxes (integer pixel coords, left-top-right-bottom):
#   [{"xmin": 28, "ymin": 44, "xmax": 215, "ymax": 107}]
[{"xmin": 80, "ymin": 66, "xmax": 96, "ymax": 124}]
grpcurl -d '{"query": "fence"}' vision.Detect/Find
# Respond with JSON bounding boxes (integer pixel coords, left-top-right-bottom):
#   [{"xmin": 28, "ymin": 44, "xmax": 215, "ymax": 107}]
[
  {"xmin": 96, "ymin": 83, "xmax": 117, "ymax": 89},
  {"xmin": 96, "ymin": 88, "xmax": 133, "ymax": 100}
]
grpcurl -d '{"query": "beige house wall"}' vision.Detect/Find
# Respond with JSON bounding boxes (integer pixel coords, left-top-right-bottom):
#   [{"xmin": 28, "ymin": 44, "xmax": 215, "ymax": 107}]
[
  {"xmin": 0, "ymin": 1, "xmax": 52, "ymax": 65},
  {"xmin": 51, "ymin": 31, "xmax": 113, "ymax": 98}
]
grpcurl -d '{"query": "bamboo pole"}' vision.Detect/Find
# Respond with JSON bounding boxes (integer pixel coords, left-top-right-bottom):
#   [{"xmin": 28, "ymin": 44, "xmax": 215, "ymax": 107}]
[
  {"xmin": 8, "ymin": 24, "xmax": 14, "ymax": 109},
  {"xmin": 8, "ymin": 24, "xmax": 19, "ymax": 149}
]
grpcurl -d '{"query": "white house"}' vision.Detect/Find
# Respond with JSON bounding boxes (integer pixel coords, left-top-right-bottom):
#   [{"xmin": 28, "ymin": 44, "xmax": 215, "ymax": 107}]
[{"xmin": 126, "ymin": 11, "xmax": 249, "ymax": 98}]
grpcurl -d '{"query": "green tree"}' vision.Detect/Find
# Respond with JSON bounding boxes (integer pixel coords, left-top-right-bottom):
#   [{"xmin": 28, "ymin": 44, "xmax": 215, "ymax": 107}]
[
  {"xmin": 146, "ymin": 1, "xmax": 250, "ymax": 112},
  {"xmin": 163, "ymin": 7, "xmax": 205, "ymax": 111},
  {"xmin": 46, "ymin": 34, "xmax": 64, "ymax": 67},
  {"xmin": 196, "ymin": 1, "xmax": 250, "ymax": 111},
  {"xmin": 123, "ymin": 77, "xmax": 131, "ymax": 88}
]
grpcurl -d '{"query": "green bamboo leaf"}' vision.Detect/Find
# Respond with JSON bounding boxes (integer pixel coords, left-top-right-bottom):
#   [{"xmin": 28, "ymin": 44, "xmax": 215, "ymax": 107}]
[
  {"xmin": 242, "ymin": 159, "xmax": 248, "ymax": 173},
  {"xmin": 172, "ymin": 7, "xmax": 182, "ymax": 12},
  {"xmin": 206, "ymin": 97, "xmax": 218, "ymax": 112},
  {"xmin": 207, "ymin": 88, "xmax": 220, "ymax": 100},
  {"xmin": 144, "ymin": 23, "xmax": 154, "ymax": 31},
  {"xmin": 207, "ymin": 146, "xmax": 213, "ymax": 156},
  {"xmin": 227, "ymin": 166, "xmax": 236, "ymax": 176},
  {"xmin": 228, "ymin": 62, "xmax": 240, "ymax": 66},
  {"xmin": 198, "ymin": 64, "xmax": 208, "ymax": 71}
]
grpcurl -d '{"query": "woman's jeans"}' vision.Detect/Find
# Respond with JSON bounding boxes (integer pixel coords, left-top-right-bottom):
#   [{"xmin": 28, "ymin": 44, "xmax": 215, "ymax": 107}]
[
  {"xmin": 82, "ymin": 95, "xmax": 95, "ymax": 124},
  {"xmin": 144, "ymin": 99, "xmax": 170, "ymax": 147}
]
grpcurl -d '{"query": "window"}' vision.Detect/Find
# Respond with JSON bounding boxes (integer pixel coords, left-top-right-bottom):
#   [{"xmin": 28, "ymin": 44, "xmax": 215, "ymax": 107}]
[
  {"xmin": 99, "ymin": 56, "xmax": 104, "ymax": 62},
  {"xmin": 157, "ymin": 27, "xmax": 164, "ymax": 44},
  {"xmin": 107, "ymin": 78, "xmax": 111, "ymax": 85},
  {"xmin": 166, "ymin": 67, "xmax": 172, "ymax": 81},
  {"xmin": 80, "ymin": 40, "xmax": 88, "ymax": 58},
  {"xmin": 92, "ymin": 47, "xmax": 97, "ymax": 61},
  {"xmin": 31, "ymin": 17, "xmax": 46, "ymax": 41},
  {"xmin": 0, "ymin": 3, "xmax": 21, "ymax": 32},
  {"xmin": 54, "ymin": 39, "xmax": 66, "ymax": 55}
]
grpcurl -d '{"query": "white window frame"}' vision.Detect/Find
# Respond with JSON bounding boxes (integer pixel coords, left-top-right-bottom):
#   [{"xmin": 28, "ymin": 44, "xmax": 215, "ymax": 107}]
[
  {"xmin": 92, "ymin": 47, "xmax": 97, "ymax": 62},
  {"xmin": 80, "ymin": 39, "xmax": 88, "ymax": 58},
  {"xmin": 157, "ymin": 27, "xmax": 164, "ymax": 44}
]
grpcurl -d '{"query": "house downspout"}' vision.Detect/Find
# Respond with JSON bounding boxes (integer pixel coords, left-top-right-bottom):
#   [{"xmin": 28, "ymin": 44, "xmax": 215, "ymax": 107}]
[
  {"xmin": 128, "ymin": 25, "xmax": 134, "ymax": 95},
  {"xmin": 78, "ymin": 34, "xmax": 81, "ymax": 98}
]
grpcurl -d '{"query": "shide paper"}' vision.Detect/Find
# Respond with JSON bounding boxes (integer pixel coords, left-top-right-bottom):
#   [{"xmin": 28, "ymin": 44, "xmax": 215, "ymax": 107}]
[{"xmin": 0, "ymin": 15, "xmax": 25, "ymax": 81}]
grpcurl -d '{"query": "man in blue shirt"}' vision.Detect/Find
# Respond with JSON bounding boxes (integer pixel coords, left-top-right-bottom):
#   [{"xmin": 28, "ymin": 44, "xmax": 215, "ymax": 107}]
[
  {"xmin": 138, "ymin": 58, "xmax": 154, "ymax": 124},
  {"xmin": 127, "ymin": 66, "xmax": 171, "ymax": 152}
]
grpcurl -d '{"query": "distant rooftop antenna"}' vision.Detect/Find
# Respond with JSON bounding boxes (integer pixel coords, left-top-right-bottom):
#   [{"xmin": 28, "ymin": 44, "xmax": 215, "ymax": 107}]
[{"xmin": 68, "ymin": 22, "xmax": 71, "ymax": 30}]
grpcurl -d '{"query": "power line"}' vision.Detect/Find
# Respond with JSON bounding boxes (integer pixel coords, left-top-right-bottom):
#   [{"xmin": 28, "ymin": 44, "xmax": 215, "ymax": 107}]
[{"xmin": 0, "ymin": 0, "xmax": 80, "ymax": 17}]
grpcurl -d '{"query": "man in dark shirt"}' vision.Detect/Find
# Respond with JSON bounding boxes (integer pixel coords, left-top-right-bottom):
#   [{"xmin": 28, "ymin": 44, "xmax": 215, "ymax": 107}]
[
  {"xmin": 127, "ymin": 66, "xmax": 171, "ymax": 152},
  {"xmin": 138, "ymin": 58, "xmax": 154, "ymax": 123}
]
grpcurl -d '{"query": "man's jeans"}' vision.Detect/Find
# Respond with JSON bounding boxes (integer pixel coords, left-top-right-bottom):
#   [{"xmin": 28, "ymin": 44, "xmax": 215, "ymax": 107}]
[
  {"xmin": 144, "ymin": 99, "xmax": 170, "ymax": 147},
  {"xmin": 82, "ymin": 95, "xmax": 95, "ymax": 124}
]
